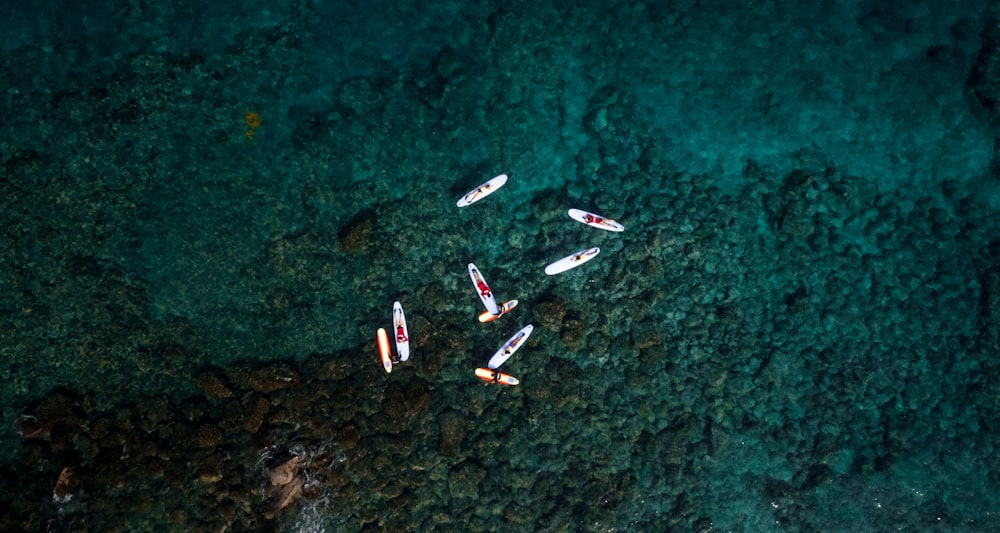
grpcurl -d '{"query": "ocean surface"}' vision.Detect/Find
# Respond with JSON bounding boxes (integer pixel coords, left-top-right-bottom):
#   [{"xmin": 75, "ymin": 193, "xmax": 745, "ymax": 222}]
[{"xmin": 3, "ymin": 0, "xmax": 1000, "ymax": 531}]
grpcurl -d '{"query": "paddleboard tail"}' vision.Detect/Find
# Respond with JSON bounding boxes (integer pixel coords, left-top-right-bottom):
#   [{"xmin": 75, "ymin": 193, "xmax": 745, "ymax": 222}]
[{"xmin": 478, "ymin": 299, "xmax": 519, "ymax": 323}]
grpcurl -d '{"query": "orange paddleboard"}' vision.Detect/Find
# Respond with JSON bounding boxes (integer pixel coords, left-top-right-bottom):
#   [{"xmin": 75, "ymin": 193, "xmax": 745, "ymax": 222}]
[
  {"xmin": 475, "ymin": 367, "xmax": 519, "ymax": 386},
  {"xmin": 478, "ymin": 299, "xmax": 519, "ymax": 323},
  {"xmin": 377, "ymin": 328, "xmax": 392, "ymax": 373}
]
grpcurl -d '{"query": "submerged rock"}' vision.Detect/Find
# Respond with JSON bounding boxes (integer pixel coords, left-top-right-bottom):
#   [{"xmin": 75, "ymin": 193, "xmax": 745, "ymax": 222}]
[
  {"xmin": 195, "ymin": 370, "xmax": 234, "ymax": 400},
  {"xmin": 242, "ymin": 396, "xmax": 270, "ymax": 434},
  {"xmin": 197, "ymin": 425, "xmax": 223, "ymax": 449},
  {"xmin": 227, "ymin": 363, "xmax": 301, "ymax": 394},
  {"xmin": 248, "ymin": 365, "xmax": 300, "ymax": 394},
  {"xmin": 198, "ymin": 455, "xmax": 223, "ymax": 484},
  {"xmin": 53, "ymin": 465, "xmax": 79, "ymax": 501},
  {"xmin": 438, "ymin": 410, "xmax": 466, "ymax": 457},
  {"xmin": 19, "ymin": 390, "xmax": 84, "ymax": 441},
  {"xmin": 338, "ymin": 208, "xmax": 378, "ymax": 252},
  {"xmin": 533, "ymin": 296, "xmax": 567, "ymax": 331}
]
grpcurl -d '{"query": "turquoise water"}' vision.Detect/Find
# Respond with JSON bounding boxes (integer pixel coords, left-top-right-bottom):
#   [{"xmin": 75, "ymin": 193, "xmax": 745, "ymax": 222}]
[{"xmin": 4, "ymin": 0, "xmax": 1000, "ymax": 530}]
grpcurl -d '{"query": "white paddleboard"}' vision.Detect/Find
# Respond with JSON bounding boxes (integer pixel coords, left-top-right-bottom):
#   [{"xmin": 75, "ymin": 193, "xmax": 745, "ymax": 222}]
[
  {"xmin": 456, "ymin": 174, "xmax": 508, "ymax": 207},
  {"xmin": 488, "ymin": 324, "xmax": 534, "ymax": 370},
  {"xmin": 568, "ymin": 208, "xmax": 624, "ymax": 232},
  {"xmin": 544, "ymin": 247, "xmax": 601, "ymax": 275},
  {"xmin": 393, "ymin": 301, "xmax": 410, "ymax": 362},
  {"xmin": 468, "ymin": 263, "xmax": 501, "ymax": 315}
]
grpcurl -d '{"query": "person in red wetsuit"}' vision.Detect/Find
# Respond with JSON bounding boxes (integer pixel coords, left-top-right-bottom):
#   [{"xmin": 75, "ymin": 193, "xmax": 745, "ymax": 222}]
[
  {"xmin": 476, "ymin": 278, "xmax": 491, "ymax": 298},
  {"xmin": 584, "ymin": 213, "xmax": 604, "ymax": 224}
]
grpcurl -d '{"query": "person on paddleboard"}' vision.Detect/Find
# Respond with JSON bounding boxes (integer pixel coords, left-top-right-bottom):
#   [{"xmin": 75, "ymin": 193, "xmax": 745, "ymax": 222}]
[{"xmin": 476, "ymin": 278, "xmax": 491, "ymax": 297}]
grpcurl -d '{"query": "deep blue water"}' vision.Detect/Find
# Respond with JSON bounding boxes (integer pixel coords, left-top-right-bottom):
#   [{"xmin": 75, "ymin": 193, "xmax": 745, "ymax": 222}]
[{"xmin": 3, "ymin": 0, "xmax": 1000, "ymax": 531}]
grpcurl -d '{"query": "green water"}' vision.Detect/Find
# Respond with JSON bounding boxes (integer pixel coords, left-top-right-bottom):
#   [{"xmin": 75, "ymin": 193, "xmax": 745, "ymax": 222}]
[{"xmin": 3, "ymin": 0, "xmax": 1000, "ymax": 531}]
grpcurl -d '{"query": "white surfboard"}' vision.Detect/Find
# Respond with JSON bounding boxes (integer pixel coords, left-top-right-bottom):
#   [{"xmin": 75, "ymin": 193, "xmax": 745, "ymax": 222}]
[
  {"xmin": 456, "ymin": 174, "xmax": 508, "ymax": 207},
  {"xmin": 468, "ymin": 263, "xmax": 501, "ymax": 315},
  {"xmin": 568, "ymin": 208, "xmax": 624, "ymax": 232},
  {"xmin": 544, "ymin": 247, "xmax": 601, "ymax": 275},
  {"xmin": 393, "ymin": 301, "xmax": 410, "ymax": 362},
  {"xmin": 488, "ymin": 324, "xmax": 534, "ymax": 369}
]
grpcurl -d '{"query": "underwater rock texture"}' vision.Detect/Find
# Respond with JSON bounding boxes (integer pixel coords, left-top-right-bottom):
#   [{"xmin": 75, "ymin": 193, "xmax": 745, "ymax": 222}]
[{"xmin": 3, "ymin": 0, "xmax": 1000, "ymax": 531}]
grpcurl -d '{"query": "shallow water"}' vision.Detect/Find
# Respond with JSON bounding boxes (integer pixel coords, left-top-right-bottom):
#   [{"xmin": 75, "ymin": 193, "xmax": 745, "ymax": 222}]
[{"xmin": 3, "ymin": 0, "xmax": 1000, "ymax": 531}]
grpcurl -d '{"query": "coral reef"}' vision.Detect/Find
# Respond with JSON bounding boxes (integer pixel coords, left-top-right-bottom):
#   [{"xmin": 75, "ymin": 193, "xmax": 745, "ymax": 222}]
[{"xmin": 3, "ymin": 0, "xmax": 1000, "ymax": 531}]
